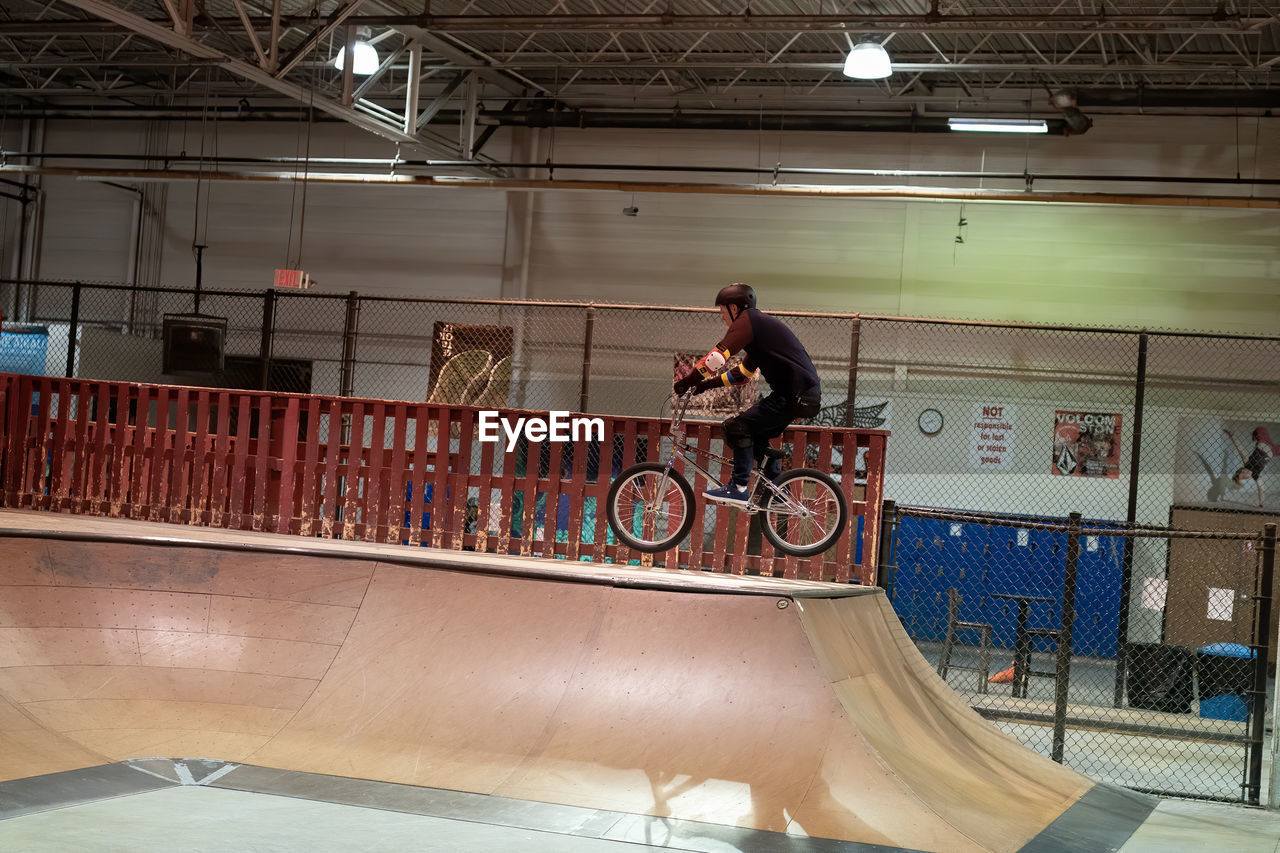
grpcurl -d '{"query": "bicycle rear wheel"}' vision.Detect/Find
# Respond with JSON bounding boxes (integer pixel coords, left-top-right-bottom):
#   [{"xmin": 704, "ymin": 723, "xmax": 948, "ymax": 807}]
[
  {"xmin": 606, "ymin": 463, "xmax": 696, "ymax": 553},
  {"xmin": 758, "ymin": 468, "xmax": 847, "ymax": 557}
]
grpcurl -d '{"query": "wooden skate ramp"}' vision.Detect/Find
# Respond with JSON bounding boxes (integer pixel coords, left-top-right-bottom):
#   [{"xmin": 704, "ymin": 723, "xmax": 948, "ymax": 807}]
[{"xmin": 0, "ymin": 510, "xmax": 1141, "ymax": 852}]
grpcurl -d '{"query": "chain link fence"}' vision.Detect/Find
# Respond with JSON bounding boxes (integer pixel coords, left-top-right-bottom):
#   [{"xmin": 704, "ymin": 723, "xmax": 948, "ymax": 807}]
[
  {"xmin": 864, "ymin": 317, "xmax": 1280, "ymax": 803},
  {"xmin": 886, "ymin": 506, "xmax": 1275, "ymax": 803},
  {"xmin": 3, "ymin": 276, "xmax": 1278, "ymax": 801},
  {"xmin": 0, "ymin": 279, "xmax": 869, "ymax": 420}
]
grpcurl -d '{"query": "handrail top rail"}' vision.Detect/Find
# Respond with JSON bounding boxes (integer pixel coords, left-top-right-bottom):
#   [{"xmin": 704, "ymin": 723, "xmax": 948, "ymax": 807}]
[
  {"xmin": 4, "ymin": 277, "xmax": 1279, "ymax": 341},
  {"xmin": 1, "ymin": 373, "xmax": 892, "ymax": 437}
]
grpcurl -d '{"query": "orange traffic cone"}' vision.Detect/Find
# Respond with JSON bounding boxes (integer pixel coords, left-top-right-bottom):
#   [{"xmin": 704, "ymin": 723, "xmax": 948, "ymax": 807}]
[{"xmin": 988, "ymin": 665, "xmax": 1015, "ymax": 684}]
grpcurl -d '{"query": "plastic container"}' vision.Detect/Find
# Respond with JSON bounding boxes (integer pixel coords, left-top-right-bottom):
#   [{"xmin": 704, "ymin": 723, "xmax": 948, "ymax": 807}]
[{"xmin": 1196, "ymin": 642, "xmax": 1255, "ymax": 722}]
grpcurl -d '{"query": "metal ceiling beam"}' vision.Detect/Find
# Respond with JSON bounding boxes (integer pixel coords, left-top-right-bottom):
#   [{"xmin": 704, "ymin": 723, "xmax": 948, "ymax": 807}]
[
  {"xmin": 1, "ymin": 57, "xmax": 1269, "ymax": 76},
  {"xmin": 228, "ymin": 0, "xmax": 269, "ymax": 70},
  {"xmin": 416, "ymin": 71, "xmax": 468, "ymax": 131},
  {"xmin": 377, "ymin": 59, "xmax": 1276, "ymax": 75},
  {"xmin": 393, "ymin": 27, "xmax": 541, "ymax": 97},
  {"xmin": 331, "ymin": 12, "xmax": 1277, "ymax": 34},
  {"xmin": 155, "ymin": 0, "xmax": 184, "ymax": 34},
  {"xmin": 1, "ymin": 57, "xmax": 1269, "ymax": 77},
  {"xmin": 352, "ymin": 43, "xmax": 408, "ymax": 101},
  {"xmin": 4, "ymin": 12, "xmax": 1273, "ymax": 36},
  {"xmin": 54, "ymin": 0, "xmax": 484, "ymax": 164}
]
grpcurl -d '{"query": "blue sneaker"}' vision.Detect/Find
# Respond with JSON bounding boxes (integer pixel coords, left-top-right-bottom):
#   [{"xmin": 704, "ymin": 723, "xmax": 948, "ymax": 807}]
[{"xmin": 703, "ymin": 482, "xmax": 750, "ymax": 506}]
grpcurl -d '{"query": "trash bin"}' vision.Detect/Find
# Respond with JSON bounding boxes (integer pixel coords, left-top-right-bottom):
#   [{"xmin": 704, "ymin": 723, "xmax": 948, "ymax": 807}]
[
  {"xmin": 1196, "ymin": 642, "xmax": 1255, "ymax": 722},
  {"xmin": 1126, "ymin": 643, "xmax": 1195, "ymax": 714}
]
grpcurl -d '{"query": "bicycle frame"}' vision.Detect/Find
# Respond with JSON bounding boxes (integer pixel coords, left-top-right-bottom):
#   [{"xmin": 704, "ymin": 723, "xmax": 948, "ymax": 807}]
[
  {"xmin": 605, "ymin": 389, "xmax": 847, "ymax": 557},
  {"xmin": 655, "ymin": 391, "xmax": 800, "ymax": 516}
]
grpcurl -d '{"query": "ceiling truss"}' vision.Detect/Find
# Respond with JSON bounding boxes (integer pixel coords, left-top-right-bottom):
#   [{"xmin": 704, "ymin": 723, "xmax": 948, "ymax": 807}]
[{"xmin": 0, "ymin": 1, "xmax": 1276, "ymax": 155}]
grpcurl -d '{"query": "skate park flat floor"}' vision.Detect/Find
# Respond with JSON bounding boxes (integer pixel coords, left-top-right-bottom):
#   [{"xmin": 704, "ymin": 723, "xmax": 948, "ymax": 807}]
[
  {"xmin": 1, "ymin": 508, "xmax": 1278, "ymax": 852},
  {"xmin": 0, "ymin": 759, "xmax": 1277, "ymax": 853}
]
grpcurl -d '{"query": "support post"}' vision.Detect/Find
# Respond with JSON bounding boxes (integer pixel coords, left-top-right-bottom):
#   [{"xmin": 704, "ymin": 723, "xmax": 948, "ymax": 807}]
[
  {"xmin": 579, "ymin": 304, "xmax": 595, "ymax": 413},
  {"xmin": 64, "ymin": 281, "xmax": 81, "ymax": 378},
  {"xmin": 258, "ymin": 290, "xmax": 277, "ymax": 391},
  {"xmin": 336, "ymin": 290, "xmax": 360, "ymax": 523},
  {"xmin": 340, "ymin": 289, "xmax": 360, "ymax": 402},
  {"xmin": 844, "ymin": 316, "xmax": 861, "ymax": 426},
  {"xmin": 1052, "ymin": 511, "xmax": 1082, "ymax": 764},
  {"xmin": 1247, "ymin": 523, "xmax": 1275, "ymax": 806},
  {"xmin": 878, "ymin": 499, "xmax": 899, "ymax": 601},
  {"xmin": 1115, "ymin": 332, "xmax": 1148, "ymax": 707},
  {"xmin": 192, "ymin": 243, "xmax": 207, "ymax": 313},
  {"xmin": 21, "ymin": 119, "xmax": 48, "ymax": 318},
  {"xmin": 1270, "ymin": 621, "xmax": 1280, "ymax": 810},
  {"xmin": 11, "ymin": 192, "xmax": 31, "ymax": 310}
]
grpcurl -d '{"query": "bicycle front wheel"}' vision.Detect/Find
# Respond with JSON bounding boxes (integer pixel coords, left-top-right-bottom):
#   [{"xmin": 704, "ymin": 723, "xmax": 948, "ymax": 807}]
[
  {"xmin": 606, "ymin": 463, "xmax": 696, "ymax": 553},
  {"xmin": 759, "ymin": 468, "xmax": 847, "ymax": 557}
]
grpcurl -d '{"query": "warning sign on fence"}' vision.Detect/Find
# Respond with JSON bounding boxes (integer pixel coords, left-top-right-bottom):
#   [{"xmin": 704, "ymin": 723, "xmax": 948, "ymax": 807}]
[{"xmin": 969, "ymin": 403, "xmax": 1015, "ymax": 470}]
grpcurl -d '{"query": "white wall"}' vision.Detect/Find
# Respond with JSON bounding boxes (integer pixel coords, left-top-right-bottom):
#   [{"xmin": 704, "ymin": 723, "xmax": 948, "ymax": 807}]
[{"xmin": 13, "ymin": 115, "xmax": 1280, "ymax": 334}]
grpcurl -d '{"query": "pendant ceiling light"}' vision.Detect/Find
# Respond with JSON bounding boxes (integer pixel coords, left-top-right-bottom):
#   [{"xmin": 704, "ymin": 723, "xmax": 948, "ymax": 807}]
[
  {"xmin": 842, "ymin": 41, "xmax": 892, "ymax": 80},
  {"xmin": 334, "ymin": 27, "xmax": 379, "ymax": 76}
]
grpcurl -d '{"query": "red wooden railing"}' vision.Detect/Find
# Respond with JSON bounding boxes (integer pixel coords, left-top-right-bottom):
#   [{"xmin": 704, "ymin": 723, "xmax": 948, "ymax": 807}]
[{"xmin": 0, "ymin": 374, "xmax": 887, "ymax": 583}]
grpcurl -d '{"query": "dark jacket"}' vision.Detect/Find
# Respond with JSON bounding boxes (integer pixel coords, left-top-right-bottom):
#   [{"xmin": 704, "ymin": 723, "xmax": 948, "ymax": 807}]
[{"xmin": 717, "ymin": 308, "xmax": 820, "ymax": 395}]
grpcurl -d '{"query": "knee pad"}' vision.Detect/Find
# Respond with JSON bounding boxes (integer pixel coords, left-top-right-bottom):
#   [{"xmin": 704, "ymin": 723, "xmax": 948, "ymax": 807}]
[{"xmin": 721, "ymin": 416, "xmax": 754, "ymax": 449}]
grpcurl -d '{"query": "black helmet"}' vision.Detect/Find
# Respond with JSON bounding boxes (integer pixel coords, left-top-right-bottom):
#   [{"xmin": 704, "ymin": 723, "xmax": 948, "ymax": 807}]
[{"xmin": 715, "ymin": 283, "xmax": 756, "ymax": 315}]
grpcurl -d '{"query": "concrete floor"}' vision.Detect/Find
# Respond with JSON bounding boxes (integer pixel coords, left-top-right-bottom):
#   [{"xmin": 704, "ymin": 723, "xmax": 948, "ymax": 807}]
[
  {"xmin": 1120, "ymin": 799, "xmax": 1280, "ymax": 853},
  {"xmin": 0, "ymin": 786, "xmax": 671, "ymax": 853},
  {"xmin": 1, "ymin": 782, "xmax": 1277, "ymax": 853}
]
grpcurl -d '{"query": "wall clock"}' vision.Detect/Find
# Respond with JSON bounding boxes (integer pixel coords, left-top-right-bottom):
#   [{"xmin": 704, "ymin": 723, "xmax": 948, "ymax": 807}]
[{"xmin": 918, "ymin": 408, "xmax": 944, "ymax": 436}]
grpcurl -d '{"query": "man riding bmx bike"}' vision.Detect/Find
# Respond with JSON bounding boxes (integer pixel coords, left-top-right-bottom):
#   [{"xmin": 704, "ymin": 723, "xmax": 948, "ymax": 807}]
[{"xmin": 674, "ymin": 283, "xmax": 822, "ymax": 506}]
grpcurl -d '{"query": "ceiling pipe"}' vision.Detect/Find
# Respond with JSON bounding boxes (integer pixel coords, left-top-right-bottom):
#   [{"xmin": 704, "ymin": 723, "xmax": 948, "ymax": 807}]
[
  {"xmin": 0, "ymin": 108, "xmax": 330, "ymax": 121},
  {"xmin": 6, "ymin": 86, "xmax": 1279, "ymax": 122},
  {"xmin": 1075, "ymin": 89, "xmax": 1280, "ymax": 109},
  {"xmin": 6, "ymin": 153, "xmax": 1280, "ymax": 188},
  {"xmin": 482, "ymin": 110, "xmax": 1005, "ymax": 133},
  {"xmin": 2, "ymin": 164, "xmax": 1279, "ymax": 210},
  {"xmin": 0, "ymin": 104, "xmax": 1073, "ymax": 134}
]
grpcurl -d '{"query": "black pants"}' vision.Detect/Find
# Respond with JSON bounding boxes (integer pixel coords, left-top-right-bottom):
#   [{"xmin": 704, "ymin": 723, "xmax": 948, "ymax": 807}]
[{"xmin": 723, "ymin": 389, "xmax": 821, "ymax": 486}]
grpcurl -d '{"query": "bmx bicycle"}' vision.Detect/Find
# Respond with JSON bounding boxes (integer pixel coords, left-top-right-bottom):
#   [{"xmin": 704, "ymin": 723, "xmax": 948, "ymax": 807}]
[{"xmin": 605, "ymin": 390, "xmax": 848, "ymax": 558}]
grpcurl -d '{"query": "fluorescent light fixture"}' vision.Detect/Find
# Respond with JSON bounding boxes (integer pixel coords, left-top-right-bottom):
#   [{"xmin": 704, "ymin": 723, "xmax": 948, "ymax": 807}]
[
  {"xmin": 842, "ymin": 42, "xmax": 892, "ymax": 79},
  {"xmin": 948, "ymin": 118, "xmax": 1049, "ymax": 134},
  {"xmin": 334, "ymin": 29, "xmax": 379, "ymax": 76}
]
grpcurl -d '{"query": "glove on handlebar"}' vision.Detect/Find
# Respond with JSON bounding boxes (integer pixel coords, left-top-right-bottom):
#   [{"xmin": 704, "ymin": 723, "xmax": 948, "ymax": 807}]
[{"xmin": 692, "ymin": 377, "xmax": 721, "ymax": 395}]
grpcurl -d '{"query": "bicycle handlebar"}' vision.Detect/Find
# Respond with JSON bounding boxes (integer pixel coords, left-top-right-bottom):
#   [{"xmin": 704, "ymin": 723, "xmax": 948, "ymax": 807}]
[{"xmin": 668, "ymin": 389, "xmax": 696, "ymax": 429}]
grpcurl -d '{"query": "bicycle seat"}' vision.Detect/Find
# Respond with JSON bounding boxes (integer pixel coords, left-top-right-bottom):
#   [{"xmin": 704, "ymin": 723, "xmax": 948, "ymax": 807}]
[{"xmin": 760, "ymin": 447, "xmax": 786, "ymax": 460}]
